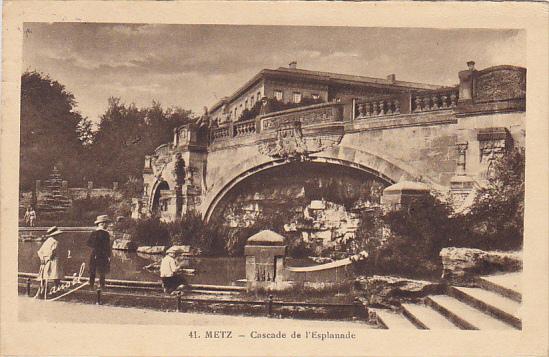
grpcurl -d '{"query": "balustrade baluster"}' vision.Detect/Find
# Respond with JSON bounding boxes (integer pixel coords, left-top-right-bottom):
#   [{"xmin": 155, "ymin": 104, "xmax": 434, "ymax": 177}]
[
  {"xmin": 372, "ymin": 102, "xmax": 379, "ymax": 116},
  {"xmin": 357, "ymin": 103, "xmax": 365, "ymax": 118},
  {"xmin": 450, "ymin": 93, "xmax": 457, "ymax": 107},
  {"xmin": 441, "ymin": 95, "xmax": 448, "ymax": 108},
  {"xmin": 423, "ymin": 96, "xmax": 431, "ymax": 111},
  {"xmin": 366, "ymin": 103, "xmax": 373, "ymax": 116},
  {"xmin": 393, "ymin": 99, "xmax": 400, "ymax": 114},
  {"xmin": 378, "ymin": 101, "xmax": 385, "ymax": 116},
  {"xmin": 414, "ymin": 97, "xmax": 422, "ymax": 112},
  {"xmin": 431, "ymin": 95, "xmax": 439, "ymax": 110},
  {"xmin": 386, "ymin": 100, "xmax": 393, "ymax": 115}
]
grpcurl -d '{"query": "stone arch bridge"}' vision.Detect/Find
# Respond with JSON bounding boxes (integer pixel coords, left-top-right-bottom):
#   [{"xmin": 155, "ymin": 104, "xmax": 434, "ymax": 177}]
[{"xmin": 132, "ymin": 64, "xmax": 526, "ymax": 223}]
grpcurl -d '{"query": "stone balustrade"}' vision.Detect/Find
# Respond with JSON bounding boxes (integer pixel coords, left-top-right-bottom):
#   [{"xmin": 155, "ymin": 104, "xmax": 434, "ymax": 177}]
[
  {"xmin": 355, "ymin": 97, "xmax": 401, "ymax": 119},
  {"xmin": 233, "ymin": 119, "xmax": 256, "ymax": 137},
  {"xmin": 354, "ymin": 87, "xmax": 459, "ymax": 120},
  {"xmin": 260, "ymin": 102, "xmax": 343, "ymax": 131},
  {"xmin": 411, "ymin": 88, "xmax": 459, "ymax": 113},
  {"xmin": 211, "ymin": 125, "xmax": 231, "ymax": 141},
  {"xmin": 210, "ymin": 119, "xmax": 257, "ymax": 143}
]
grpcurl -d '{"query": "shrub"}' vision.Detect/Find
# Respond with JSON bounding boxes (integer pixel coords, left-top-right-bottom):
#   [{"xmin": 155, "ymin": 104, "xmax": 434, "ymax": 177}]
[
  {"xmin": 163, "ymin": 212, "xmax": 225, "ymax": 255},
  {"xmin": 287, "ymin": 239, "xmax": 314, "ymax": 258},
  {"xmin": 453, "ymin": 147, "xmax": 525, "ymax": 251},
  {"xmin": 352, "ymin": 195, "xmax": 452, "ymax": 279},
  {"xmin": 120, "ymin": 217, "xmax": 170, "ymax": 246}
]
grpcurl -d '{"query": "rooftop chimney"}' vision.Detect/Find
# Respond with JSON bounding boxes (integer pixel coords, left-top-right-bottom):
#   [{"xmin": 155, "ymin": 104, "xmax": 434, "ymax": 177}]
[
  {"xmin": 386, "ymin": 74, "xmax": 396, "ymax": 83},
  {"xmin": 289, "ymin": 61, "xmax": 297, "ymax": 69}
]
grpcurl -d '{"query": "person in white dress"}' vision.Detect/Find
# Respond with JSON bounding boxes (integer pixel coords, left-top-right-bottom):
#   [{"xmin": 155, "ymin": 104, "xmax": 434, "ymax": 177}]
[{"xmin": 35, "ymin": 226, "xmax": 64, "ymax": 297}]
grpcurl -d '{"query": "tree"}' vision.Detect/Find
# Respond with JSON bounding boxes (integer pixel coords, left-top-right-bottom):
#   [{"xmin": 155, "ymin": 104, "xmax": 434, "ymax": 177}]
[
  {"xmin": 86, "ymin": 98, "xmax": 195, "ymax": 186},
  {"xmin": 20, "ymin": 71, "xmax": 87, "ymax": 189},
  {"xmin": 459, "ymin": 147, "xmax": 525, "ymax": 250}
]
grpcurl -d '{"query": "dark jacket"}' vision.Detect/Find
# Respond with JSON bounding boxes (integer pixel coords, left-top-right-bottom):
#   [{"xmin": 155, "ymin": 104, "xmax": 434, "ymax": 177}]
[{"xmin": 87, "ymin": 229, "xmax": 111, "ymax": 272}]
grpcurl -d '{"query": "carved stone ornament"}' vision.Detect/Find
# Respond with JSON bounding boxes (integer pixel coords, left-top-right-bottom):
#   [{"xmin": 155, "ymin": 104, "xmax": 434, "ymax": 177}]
[{"xmin": 258, "ymin": 120, "xmax": 342, "ymax": 159}]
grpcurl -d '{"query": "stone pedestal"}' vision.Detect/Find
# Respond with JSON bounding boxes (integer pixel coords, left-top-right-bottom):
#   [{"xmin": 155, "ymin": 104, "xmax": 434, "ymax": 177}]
[
  {"xmin": 450, "ymin": 175, "xmax": 476, "ymax": 209},
  {"xmin": 381, "ymin": 181, "xmax": 430, "ymax": 211},
  {"xmin": 244, "ymin": 230, "xmax": 287, "ymax": 291}
]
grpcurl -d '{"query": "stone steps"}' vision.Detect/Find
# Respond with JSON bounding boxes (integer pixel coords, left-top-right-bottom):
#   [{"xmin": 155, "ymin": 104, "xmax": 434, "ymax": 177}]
[
  {"xmin": 447, "ymin": 286, "xmax": 521, "ymax": 329},
  {"xmin": 425, "ymin": 295, "xmax": 514, "ymax": 330},
  {"xmin": 476, "ymin": 272, "xmax": 521, "ymax": 302},
  {"xmin": 401, "ymin": 303, "xmax": 461, "ymax": 330},
  {"xmin": 372, "ymin": 272, "xmax": 521, "ymax": 330},
  {"xmin": 371, "ymin": 308, "xmax": 418, "ymax": 330}
]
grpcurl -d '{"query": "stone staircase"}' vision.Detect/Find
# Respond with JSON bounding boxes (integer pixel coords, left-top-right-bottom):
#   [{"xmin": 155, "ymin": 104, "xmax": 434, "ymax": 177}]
[{"xmin": 372, "ymin": 272, "xmax": 521, "ymax": 330}]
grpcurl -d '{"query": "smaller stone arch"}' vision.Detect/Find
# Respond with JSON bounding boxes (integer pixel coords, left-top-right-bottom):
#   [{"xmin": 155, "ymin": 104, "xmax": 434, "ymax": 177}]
[{"xmin": 150, "ymin": 180, "xmax": 170, "ymax": 215}]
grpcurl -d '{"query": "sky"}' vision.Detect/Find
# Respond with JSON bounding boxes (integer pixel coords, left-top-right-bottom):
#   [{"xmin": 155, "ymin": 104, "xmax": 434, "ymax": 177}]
[{"xmin": 22, "ymin": 23, "xmax": 525, "ymax": 126}]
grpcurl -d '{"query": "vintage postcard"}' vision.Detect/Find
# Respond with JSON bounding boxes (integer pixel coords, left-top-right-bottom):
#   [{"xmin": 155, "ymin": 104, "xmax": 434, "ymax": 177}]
[{"xmin": 1, "ymin": 1, "xmax": 547, "ymax": 356}]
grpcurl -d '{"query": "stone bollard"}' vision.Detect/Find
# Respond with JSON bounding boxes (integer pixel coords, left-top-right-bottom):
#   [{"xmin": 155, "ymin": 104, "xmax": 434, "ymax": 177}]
[
  {"xmin": 353, "ymin": 297, "xmax": 363, "ymax": 320},
  {"xmin": 176, "ymin": 291, "xmax": 182, "ymax": 312},
  {"xmin": 96, "ymin": 288, "xmax": 102, "ymax": 305},
  {"xmin": 26, "ymin": 278, "xmax": 31, "ymax": 297},
  {"xmin": 266, "ymin": 295, "xmax": 274, "ymax": 317}
]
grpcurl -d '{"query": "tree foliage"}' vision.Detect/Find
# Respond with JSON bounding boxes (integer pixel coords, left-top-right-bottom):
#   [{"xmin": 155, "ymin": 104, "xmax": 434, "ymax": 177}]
[
  {"xmin": 20, "ymin": 72, "xmax": 197, "ymax": 190},
  {"xmin": 85, "ymin": 98, "xmax": 194, "ymax": 186},
  {"xmin": 20, "ymin": 71, "xmax": 88, "ymax": 189},
  {"xmin": 453, "ymin": 147, "xmax": 525, "ymax": 250}
]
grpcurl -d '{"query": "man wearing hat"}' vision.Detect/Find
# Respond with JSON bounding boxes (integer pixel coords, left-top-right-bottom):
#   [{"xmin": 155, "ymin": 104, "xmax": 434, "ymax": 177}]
[
  {"xmin": 35, "ymin": 226, "xmax": 64, "ymax": 297},
  {"xmin": 87, "ymin": 215, "xmax": 112, "ymax": 289}
]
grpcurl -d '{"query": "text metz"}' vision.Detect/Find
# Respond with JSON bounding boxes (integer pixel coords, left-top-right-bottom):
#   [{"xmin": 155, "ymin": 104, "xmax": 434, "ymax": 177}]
[{"xmin": 205, "ymin": 331, "xmax": 232, "ymax": 339}]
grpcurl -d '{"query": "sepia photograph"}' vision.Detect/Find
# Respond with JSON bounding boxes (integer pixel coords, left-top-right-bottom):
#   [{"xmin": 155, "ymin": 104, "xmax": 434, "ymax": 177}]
[{"xmin": 1, "ymin": 2, "xmax": 548, "ymax": 356}]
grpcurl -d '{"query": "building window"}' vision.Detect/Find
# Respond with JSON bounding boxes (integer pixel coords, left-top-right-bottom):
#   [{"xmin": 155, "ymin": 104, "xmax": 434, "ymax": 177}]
[
  {"xmin": 250, "ymin": 95, "xmax": 254, "ymax": 105},
  {"xmin": 293, "ymin": 92, "xmax": 302, "ymax": 103},
  {"xmin": 245, "ymin": 99, "xmax": 248, "ymax": 108},
  {"xmin": 312, "ymin": 93, "xmax": 320, "ymax": 100},
  {"xmin": 257, "ymin": 91, "xmax": 261, "ymax": 100},
  {"xmin": 274, "ymin": 90, "xmax": 283, "ymax": 101}
]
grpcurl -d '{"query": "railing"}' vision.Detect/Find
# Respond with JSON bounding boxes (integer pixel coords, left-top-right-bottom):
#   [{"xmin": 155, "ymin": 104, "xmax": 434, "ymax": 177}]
[
  {"xmin": 411, "ymin": 87, "xmax": 458, "ymax": 112},
  {"xmin": 210, "ymin": 103, "xmax": 343, "ymax": 143},
  {"xmin": 210, "ymin": 119, "xmax": 257, "ymax": 143},
  {"xmin": 19, "ymin": 276, "xmax": 368, "ymax": 321},
  {"xmin": 260, "ymin": 102, "xmax": 344, "ymax": 131},
  {"xmin": 211, "ymin": 125, "xmax": 231, "ymax": 141},
  {"xmin": 355, "ymin": 97, "xmax": 401, "ymax": 119},
  {"xmin": 354, "ymin": 87, "xmax": 459, "ymax": 120},
  {"xmin": 233, "ymin": 119, "xmax": 256, "ymax": 137}
]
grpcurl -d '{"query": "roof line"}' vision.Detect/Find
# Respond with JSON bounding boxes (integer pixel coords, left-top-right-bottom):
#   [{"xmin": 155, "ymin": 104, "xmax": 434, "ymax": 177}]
[{"xmin": 209, "ymin": 67, "xmax": 445, "ymax": 113}]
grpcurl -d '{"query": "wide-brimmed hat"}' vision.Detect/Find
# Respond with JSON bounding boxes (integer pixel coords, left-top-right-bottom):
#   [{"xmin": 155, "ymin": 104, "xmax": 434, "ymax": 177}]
[
  {"xmin": 94, "ymin": 215, "xmax": 112, "ymax": 225},
  {"xmin": 46, "ymin": 226, "xmax": 63, "ymax": 237},
  {"xmin": 166, "ymin": 246, "xmax": 178, "ymax": 254}
]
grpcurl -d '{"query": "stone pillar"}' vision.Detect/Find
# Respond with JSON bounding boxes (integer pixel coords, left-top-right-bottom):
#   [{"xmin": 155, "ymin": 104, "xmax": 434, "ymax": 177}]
[
  {"xmin": 113, "ymin": 182, "xmax": 119, "ymax": 190},
  {"xmin": 61, "ymin": 180, "xmax": 69, "ymax": 194},
  {"xmin": 450, "ymin": 142, "xmax": 476, "ymax": 209},
  {"xmin": 455, "ymin": 142, "xmax": 468, "ymax": 175},
  {"xmin": 87, "ymin": 181, "xmax": 94, "ymax": 190},
  {"xmin": 381, "ymin": 181, "xmax": 430, "ymax": 211},
  {"xmin": 458, "ymin": 61, "xmax": 477, "ymax": 104},
  {"xmin": 244, "ymin": 230, "xmax": 287, "ymax": 291},
  {"xmin": 173, "ymin": 127, "xmax": 179, "ymax": 147}
]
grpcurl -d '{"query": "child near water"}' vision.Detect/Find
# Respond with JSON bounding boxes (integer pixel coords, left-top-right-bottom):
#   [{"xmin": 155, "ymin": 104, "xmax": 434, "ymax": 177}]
[{"xmin": 160, "ymin": 247, "xmax": 187, "ymax": 294}]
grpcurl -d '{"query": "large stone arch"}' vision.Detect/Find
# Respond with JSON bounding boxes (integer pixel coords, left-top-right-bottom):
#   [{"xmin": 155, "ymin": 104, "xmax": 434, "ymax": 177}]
[{"xmin": 201, "ymin": 145, "xmax": 424, "ymax": 222}]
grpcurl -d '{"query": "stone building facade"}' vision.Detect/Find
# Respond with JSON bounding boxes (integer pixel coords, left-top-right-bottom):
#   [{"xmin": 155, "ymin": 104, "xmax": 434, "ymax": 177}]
[
  {"xmin": 209, "ymin": 61, "xmax": 441, "ymax": 125},
  {"xmin": 133, "ymin": 62, "xmax": 526, "ymax": 222}
]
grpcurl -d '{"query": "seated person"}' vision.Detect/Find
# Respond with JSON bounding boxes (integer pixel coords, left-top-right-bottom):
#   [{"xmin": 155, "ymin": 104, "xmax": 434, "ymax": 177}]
[{"xmin": 160, "ymin": 247, "xmax": 187, "ymax": 293}]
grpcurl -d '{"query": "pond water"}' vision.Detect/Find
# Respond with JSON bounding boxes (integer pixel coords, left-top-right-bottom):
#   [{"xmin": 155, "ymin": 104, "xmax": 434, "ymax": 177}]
[
  {"xmin": 18, "ymin": 231, "xmax": 314, "ymax": 286},
  {"xmin": 18, "ymin": 232, "xmax": 246, "ymax": 285}
]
